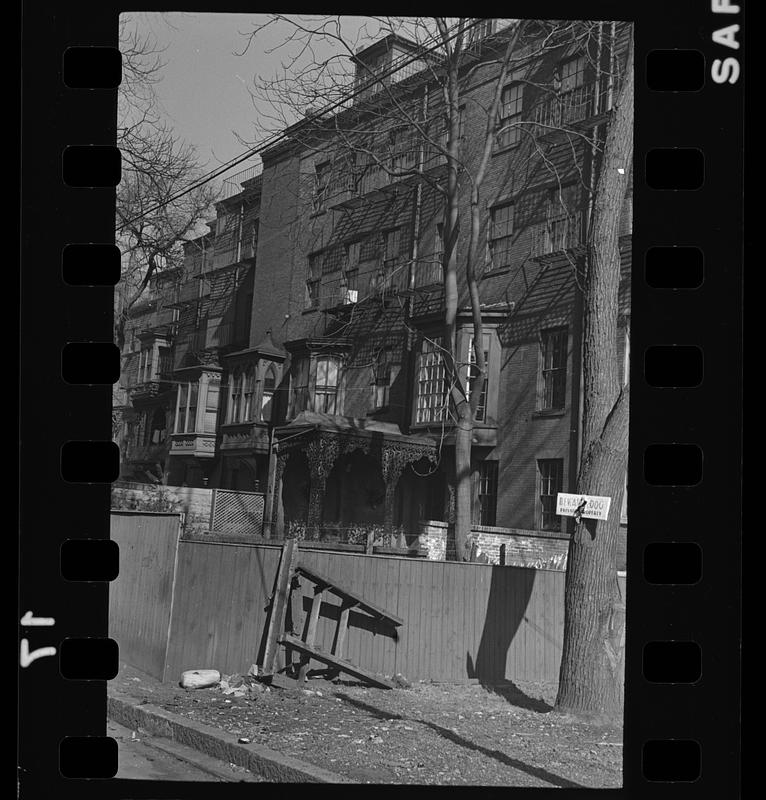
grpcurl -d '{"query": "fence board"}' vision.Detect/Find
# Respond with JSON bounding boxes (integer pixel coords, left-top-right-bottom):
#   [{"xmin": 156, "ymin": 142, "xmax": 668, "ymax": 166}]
[{"xmin": 109, "ymin": 512, "xmax": 181, "ymax": 680}]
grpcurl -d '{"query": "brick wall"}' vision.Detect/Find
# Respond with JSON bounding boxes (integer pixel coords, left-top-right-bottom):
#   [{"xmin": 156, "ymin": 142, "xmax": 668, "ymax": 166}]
[
  {"xmin": 417, "ymin": 519, "xmax": 569, "ymax": 569},
  {"xmin": 111, "ymin": 481, "xmax": 213, "ymax": 535},
  {"xmin": 417, "ymin": 519, "xmax": 626, "ymax": 571}
]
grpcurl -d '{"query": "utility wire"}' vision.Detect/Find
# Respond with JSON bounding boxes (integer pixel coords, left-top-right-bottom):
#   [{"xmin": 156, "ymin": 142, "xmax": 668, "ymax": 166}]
[{"xmin": 117, "ymin": 17, "xmax": 501, "ymax": 232}]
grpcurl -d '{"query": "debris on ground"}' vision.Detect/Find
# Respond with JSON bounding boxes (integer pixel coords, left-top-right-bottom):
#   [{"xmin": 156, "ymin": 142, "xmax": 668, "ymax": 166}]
[
  {"xmin": 114, "ymin": 663, "xmax": 623, "ymax": 787},
  {"xmin": 179, "ymin": 669, "xmax": 221, "ymax": 689}
]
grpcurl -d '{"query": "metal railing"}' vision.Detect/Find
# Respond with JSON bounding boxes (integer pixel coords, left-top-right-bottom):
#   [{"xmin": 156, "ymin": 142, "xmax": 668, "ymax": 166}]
[
  {"xmin": 529, "ymin": 80, "xmax": 612, "ymax": 130},
  {"xmin": 221, "ymin": 162, "xmax": 263, "ymax": 200},
  {"xmin": 530, "ymin": 211, "xmax": 584, "ymax": 257}
]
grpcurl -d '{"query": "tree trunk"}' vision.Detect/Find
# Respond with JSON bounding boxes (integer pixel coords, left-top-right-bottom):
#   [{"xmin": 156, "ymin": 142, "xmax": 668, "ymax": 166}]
[{"xmin": 555, "ymin": 35, "xmax": 633, "ymax": 718}]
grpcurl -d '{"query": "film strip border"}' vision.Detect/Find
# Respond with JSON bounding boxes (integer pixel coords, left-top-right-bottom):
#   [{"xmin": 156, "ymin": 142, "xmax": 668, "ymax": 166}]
[{"xmin": 19, "ymin": 2, "xmax": 742, "ymax": 794}]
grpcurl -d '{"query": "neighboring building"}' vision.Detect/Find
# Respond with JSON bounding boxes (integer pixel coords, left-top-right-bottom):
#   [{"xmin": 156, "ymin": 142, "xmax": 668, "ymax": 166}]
[
  {"xmin": 116, "ymin": 20, "xmax": 631, "ymax": 562},
  {"xmin": 117, "ymin": 167, "xmax": 261, "ymax": 487}
]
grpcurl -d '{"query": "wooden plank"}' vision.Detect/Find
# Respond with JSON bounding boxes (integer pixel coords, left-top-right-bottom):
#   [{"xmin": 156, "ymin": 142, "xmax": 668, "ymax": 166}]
[
  {"xmin": 261, "ymin": 539, "xmax": 297, "ymax": 675},
  {"xmin": 331, "ymin": 603, "xmax": 351, "ymax": 660},
  {"xmin": 295, "ymin": 562, "xmax": 403, "ymax": 625},
  {"xmin": 280, "ymin": 634, "xmax": 394, "ymax": 689}
]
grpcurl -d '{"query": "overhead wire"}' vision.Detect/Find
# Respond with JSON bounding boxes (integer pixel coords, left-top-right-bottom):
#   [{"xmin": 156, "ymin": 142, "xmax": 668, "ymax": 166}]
[{"xmin": 117, "ymin": 17, "xmax": 503, "ymax": 232}]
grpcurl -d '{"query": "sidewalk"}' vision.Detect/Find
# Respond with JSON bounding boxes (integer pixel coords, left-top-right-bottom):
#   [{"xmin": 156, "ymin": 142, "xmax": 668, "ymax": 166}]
[{"xmin": 108, "ymin": 662, "xmax": 622, "ymax": 786}]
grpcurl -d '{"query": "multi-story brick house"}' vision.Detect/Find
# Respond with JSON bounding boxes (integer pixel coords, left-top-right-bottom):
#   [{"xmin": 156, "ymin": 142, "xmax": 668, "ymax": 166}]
[
  {"xmin": 248, "ymin": 21, "xmax": 632, "ymax": 551},
  {"xmin": 117, "ymin": 166, "xmax": 261, "ymax": 486},
  {"xmin": 116, "ymin": 19, "xmax": 631, "ymax": 563}
]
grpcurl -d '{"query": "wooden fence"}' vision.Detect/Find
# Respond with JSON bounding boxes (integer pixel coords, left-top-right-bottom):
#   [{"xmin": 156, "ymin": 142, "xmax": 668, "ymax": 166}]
[
  {"xmin": 111, "ymin": 512, "xmax": 626, "ymax": 686},
  {"xmin": 109, "ymin": 511, "xmax": 182, "ymax": 679}
]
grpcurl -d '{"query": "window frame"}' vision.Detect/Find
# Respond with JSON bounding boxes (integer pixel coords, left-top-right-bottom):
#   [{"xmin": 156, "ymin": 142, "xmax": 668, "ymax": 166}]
[
  {"xmin": 476, "ymin": 460, "xmax": 499, "ymax": 527},
  {"xmin": 537, "ymin": 458, "xmax": 563, "ymax": 531},
  {"xmin": 414, "ymin": 336, "xmax": 448, "ymax": 425},
  {"xmin": 487, "ymin": 201, "xmax": 515, "ymax": 272},
  {"xmin": 312, "ymin": 161, "xmax": 331, "ymax": 213},
  {"xmin": 539, "ymin": 327, "xmax": 568, "ymax": 411},
  {"xmin": 497, "ymin": 82, "xmax": 524, "ymax": 150}
]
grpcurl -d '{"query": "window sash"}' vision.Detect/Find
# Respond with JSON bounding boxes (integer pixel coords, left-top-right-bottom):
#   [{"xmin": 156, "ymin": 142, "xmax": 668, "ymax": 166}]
[
  {"xmin": 477, "ymin": 461, "xmax": 498, "ymax": 526},
  {"xmin": 415, "ymin": 338, "xmax": 447, "ymax": 424},
  {"xmin": 498, "ymin": 84, "xmax": 523, "ymax": 148},
  {"xmin": 538, "ymin": 459, "xmax": 563, "ymax": 530},
  {"xmin": 489, "ymin": 203, "xmax": 514, "ymax": 269},
  {"xmin": 541, "ymin": 329, "xmax": 568, "ymax": 409},
  {"xmin": 468, "ymin": 335, "xmax": 490, "ymax": 422}
]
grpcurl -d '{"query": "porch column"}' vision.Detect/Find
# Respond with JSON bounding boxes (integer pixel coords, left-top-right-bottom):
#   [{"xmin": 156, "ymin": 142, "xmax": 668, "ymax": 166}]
[
  {"xmin": 271, "ymin": 452, "xmax": 288, "ymax": 538},
  {"xmin": 305, "ymin": 435, "xmax": 340, "ymax": 540}
]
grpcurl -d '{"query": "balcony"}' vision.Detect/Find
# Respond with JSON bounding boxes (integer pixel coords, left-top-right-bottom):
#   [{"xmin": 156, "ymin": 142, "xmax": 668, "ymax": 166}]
[
  {"xmin": 530, "ymin": 211, "xmax": 584, "ymax": 258},
  {"xmin": 529, "ymin": 80, "xmax": 613, "ymax": 131},
  {"xmin": 221, "ymin": 162, "xmax": 262, "ymax": 200}
]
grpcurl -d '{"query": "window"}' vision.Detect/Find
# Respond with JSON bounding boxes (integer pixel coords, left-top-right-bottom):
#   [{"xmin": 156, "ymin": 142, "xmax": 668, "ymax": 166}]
[
  {"xmin": 306, "ymin": 252, "xmax": 322, "ymax": 308},
  {"xmin": 312, "ymin": 161, "xmax": 330, "ymax": 212},
  {"xmin": 149, "ymin": 408, "xmax": 166, "ymax": 445},
  {"xmin": 538, "ymin": 459, "xmax": 563, "ymax": 531},
  {"xmin": 415, "ymin": 337, "xmax": 447, "ymax": 424},
  {"xmin": 203, "ymin": 384, "xmax": 220, "ymax": 433},
  {"xmin": 314, "ymin": 357, "xmax": 340, "ymax": 414},
  {"xmin": 260, "ymin": 365, "xmax": 277, "ymax": 422},
  {"xmin": 242, "ymin": 369, "xmax": 255, "ymax": 422},
  {"xmin": 138, "ymin": 347, "xmax": 155, "ymax": 383},
  {"xmin": 390, "ymin": 129, "xmax": 417, "ymax": 173},
  {"xmin": 174, "ymin": 381, "xmax": 199, "ymax": 433},
  {"xmin": 488, "ymin": 202, "xmax": 514, "ymax": 270},
  {"xmin": 558, "ymin": 56, "xmax": 587, "ymax": 125},
  {"xmin": 468, "ymin": 18, "xmax": 495, "ymax": 43},
  {"xmin": 477, "ymin": 461, "xmax": 498, "ymax": 526},
  {"xmin": 228, "ymin": 371, "xmax": 241, "ymax": 423},
  {"xmin": 467, "ymin": 334, "xmax": 490, "ymax": 422},
  {"xmin": 540, "ymin": 328, "xmax": 568, "ymax": 410},
  {"xmin": 371, "ymin": 346, "xmax": 395, "ymax": 410},
  {"xmin": 497, "ymin": 83, "xmax": 523, "ymax": 149},
  {"xmin": 359, "ymin": 233, "xmax": 381, "ymax": 263},
  {"xmin": 289, "ymin": 359, "xmax": 310, "ymax": 418}
]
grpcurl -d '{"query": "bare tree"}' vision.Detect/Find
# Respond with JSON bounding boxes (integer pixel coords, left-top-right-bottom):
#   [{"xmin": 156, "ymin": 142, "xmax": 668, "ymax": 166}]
[
  {"xmin": 115, "ymin": 17, "xmax": 218, "ymax": 351},
  {"xmin": 554, "ymin": 33, "xmax": 633, "ymax": 718},
  {"xmin": 240, "ymin": 16, "xmax": 580, "ymax": 560}
]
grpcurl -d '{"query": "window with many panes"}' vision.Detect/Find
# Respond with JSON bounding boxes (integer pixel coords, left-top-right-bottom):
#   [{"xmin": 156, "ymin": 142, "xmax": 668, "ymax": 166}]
[
  {"xmin": 538, "ymin": 459, "xmax": 563, "ymax": 530},
  {"xmin": 540, "ymin": 328, "xmax": 568, "ymax": 410},
  {"xmin": 497, "ymin": 83, "xmax": 523, "ymax": 149},
  {"xmin": 477, "ymin": 460, "xmax": 499, "ymax": 526},
  {"xmin": 558, "ymin": 56, "xmax": 587, "ymax": 125},
  {"xmin": 488, "ymin": 202, "xmax": 514, "ymax": 270},
  {"xmin": 415, "ymin": 337, "xmax": 447, "ymax": 424},
  {"xmin": 314, "ymin": 357, "xmax": 340, "ymax": 414}
]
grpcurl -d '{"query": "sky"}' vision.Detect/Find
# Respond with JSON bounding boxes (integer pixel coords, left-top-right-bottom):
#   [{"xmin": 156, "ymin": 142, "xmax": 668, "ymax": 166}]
[{"xmin": 121, "ymin": 13, "xmax": 378, "ymax": 191}]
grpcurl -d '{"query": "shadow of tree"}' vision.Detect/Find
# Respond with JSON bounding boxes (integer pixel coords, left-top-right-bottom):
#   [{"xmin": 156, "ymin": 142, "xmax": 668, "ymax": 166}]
[
  {"xmin": 480, "ymin": 682, "xmax": 553, "ymax": 714},
  {"xmin": 334, "ymin": 693, "xmax": 582, "ymax": 789}
]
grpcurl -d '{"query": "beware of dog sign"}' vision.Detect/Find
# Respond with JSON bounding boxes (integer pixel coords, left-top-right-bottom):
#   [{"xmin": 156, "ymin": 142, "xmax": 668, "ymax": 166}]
[{"xmin": 556, "ymin": 493, "xmax": 612, "ymax": 521}]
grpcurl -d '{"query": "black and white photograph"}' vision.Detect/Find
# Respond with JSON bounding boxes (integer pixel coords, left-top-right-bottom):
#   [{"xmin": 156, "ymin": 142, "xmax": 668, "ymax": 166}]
[{"xmin": 109, "ymin": 14, "xmax": 632, "ymax": 787}]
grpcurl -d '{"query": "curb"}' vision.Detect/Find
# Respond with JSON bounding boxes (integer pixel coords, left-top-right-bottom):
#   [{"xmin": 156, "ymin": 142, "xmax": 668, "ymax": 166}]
[{"xmin": 108, "ymin": 690, "xmax": 351, "ymax": 783}]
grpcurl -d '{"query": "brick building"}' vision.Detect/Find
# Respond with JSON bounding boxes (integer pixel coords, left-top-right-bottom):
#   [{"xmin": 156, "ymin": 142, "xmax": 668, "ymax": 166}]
[{"xmin": 116, "ymin": 19, "xmax": 631, "ymax": 564}]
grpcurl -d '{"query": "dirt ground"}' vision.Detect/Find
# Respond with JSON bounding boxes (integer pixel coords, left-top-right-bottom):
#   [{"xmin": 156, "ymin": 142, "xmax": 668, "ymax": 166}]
[{"xmin": 110, "ymin": 663, "xmax": 622, "ymax": 787}]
